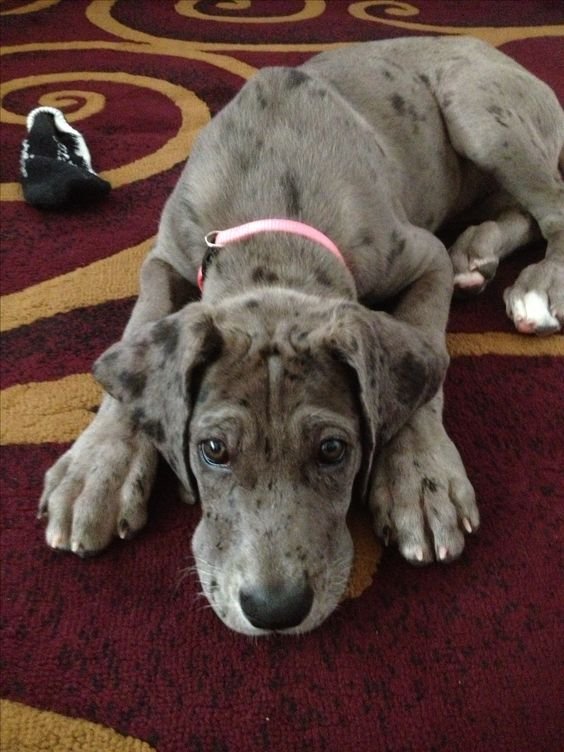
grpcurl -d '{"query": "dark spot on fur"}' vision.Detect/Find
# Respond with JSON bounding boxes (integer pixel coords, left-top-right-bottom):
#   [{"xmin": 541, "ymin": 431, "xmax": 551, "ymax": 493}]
[
  {"xmin": 201, "ymin": 327, "xmax": 224, "ymax": 361},
  {"xmin": 281, "ymin": 170, "xmax": 302, "ymax": 217},
  {"xmin": 284, "ymin": 369, "xmax": 301, "ymax": 382},
  {"xmin": 151, "ymin": 319, "xmax": 179, "ymax": 355},
  {"xmin": 487, "ymin": 104, "xmax": 504, "ymax": 117},
  {"xmin": 264, "ymin": 438, "xmax": 272, "ymax": 459},
  {"xmin": 422, "ymin": 477, "xmax": 439, "ymax": 494},
  {"xmin": 388, "ymin": 230, "xmax": 406, "ymax": 267},
  {"xmin": 252, "ymin": 266, "xmax": 279, "ymax": 284},
  {"xmin": 256, "ymin": 87, "xmax": 267, "ymax": 109},
  {"xmin": 314, "ymin": 269, "xmax": 332, "ymax": 287},
  {"xmin": 397, "ymin": 353, "xmax": 428, "ymax": 406},
  {"xmin": 142, "ymin": 419, "xmax": 165, "ymax": 443},
  {"xmin": 245, "ymin": 298, "xmax": 260, "ymax": 308},
  {"xmin": 419, "ymin": 73, "xmax": 430, "ymax": 86},
  {"xmin": 390, "ymin": 94, "xmax": 406, "ymax": 115},
  {"xmin": 119, "ymin": 370, "xmax": 146, "ymax": 399},
  {"xmin": 131, "ymin": 407, "xmax": 146, "ymax": 427},
  {"xmin": 190, "ymin": 318, "xmax": 223, "ymax": 362},
  {"xmin": 286, "ymin": 69, "xmax": 309, "ymax": 88},
  {"xmin": 486, "ymin": 105, "xmax": 510, "ymax": 128},
  {"xmin": 383, "ymin": 69, "xmax": 394, "ymax": 80}
]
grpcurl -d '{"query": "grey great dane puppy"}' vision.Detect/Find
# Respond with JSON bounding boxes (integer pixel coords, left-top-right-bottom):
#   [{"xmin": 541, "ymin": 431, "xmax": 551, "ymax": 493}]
[{"xmin": 39, "ymin": 37, "xmax": 564, "ymax": 635}]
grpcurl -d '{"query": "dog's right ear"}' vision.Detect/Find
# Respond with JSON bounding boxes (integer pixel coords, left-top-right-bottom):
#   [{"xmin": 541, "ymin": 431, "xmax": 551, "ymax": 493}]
[
  {"xmin": 93, "ymin": 303, "xmax": 223, "ymax": 491},
  {"xmin": 316, "ymin": 301, "xmax": 449, "ymax": 499}
]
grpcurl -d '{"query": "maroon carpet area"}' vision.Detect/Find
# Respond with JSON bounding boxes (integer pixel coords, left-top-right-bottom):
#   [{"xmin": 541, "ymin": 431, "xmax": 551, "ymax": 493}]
[
  {"xmin": 1, "ymin": 2, "xmax": 564, "ymax": 751},
  {"xmin": 2, "ymin": 352, "xmax": 564, "ymax": 752}
]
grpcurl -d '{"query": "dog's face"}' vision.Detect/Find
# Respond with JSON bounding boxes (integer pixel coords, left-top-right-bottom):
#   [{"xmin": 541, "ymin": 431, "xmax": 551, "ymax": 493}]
[
  {"xmin": 94, "ymin": 290, "xmax": 446, "ymax": 634},
  {"xmin": 188, "ymin": 309, "xmax": 363, "ymax": 633}
]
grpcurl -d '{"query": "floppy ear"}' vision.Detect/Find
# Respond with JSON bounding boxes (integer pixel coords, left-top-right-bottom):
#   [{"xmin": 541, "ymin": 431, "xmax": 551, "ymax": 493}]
[
  {"xmin": 322, "ymin": 302, "xmax": 448, "ymax": 496},
  {"xmin": 93, "ymin": 302, "xmax": 222, "ymax": 492}
]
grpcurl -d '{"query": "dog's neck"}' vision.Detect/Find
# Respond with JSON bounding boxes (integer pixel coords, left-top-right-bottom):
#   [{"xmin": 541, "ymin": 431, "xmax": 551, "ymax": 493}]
[{"xmin": 198, "ymin": 221, "xmax": 357, "ymax": 303}]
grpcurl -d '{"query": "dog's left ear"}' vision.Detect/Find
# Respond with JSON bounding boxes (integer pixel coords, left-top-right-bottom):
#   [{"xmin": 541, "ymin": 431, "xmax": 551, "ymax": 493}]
[
  {"xmin": 93, "ymin": 303, "xmax": 222, "ymax": 492},
  {"xmin": 322, "ymin": 302, "xmax": 448, "ymax": 494}
]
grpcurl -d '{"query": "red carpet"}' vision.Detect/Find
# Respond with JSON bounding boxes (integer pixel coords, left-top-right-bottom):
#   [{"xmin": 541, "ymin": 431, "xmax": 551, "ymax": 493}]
[{"xmin": 1, "ymin": 2, "xmax": 563, "ymax": 751}]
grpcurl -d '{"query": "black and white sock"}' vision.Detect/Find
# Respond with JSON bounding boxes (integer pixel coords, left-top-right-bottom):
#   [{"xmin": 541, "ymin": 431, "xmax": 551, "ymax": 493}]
[{"xmin": 20, "ymin": 106, "xmax": 111, "ymax": 208}]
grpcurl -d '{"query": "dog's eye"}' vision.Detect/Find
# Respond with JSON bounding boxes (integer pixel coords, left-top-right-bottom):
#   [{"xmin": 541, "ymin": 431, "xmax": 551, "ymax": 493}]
[
  {"xmin": 317, "ymin": 438, "xmax": 346, "ymax": 465},
  {"xmin": 200, "ymin": 439, "xmax": 230, "ymax": 466}
]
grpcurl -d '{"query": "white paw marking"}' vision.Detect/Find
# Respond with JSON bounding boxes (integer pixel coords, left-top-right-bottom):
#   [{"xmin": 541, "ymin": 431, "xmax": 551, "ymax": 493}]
[{"xmin": 511, "ymin": 291, "xmax": 559, "ymax": 333}]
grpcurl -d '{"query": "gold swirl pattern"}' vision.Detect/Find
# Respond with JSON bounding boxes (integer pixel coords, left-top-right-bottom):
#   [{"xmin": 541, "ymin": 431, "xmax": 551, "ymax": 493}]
[
  {"xmin": 85, "ymin": 0, "xmax": 339, "ymax": 54},
  {"xmin": 1, "ymin": 89, "xmax": 106, "ymax": 126},
  {"xmin": 175, "ymin": 0, "xmax": 326, "ymax": 24},
  {"xmin": 0, "ymin": 72, "xmax": 210, "ymax": 201},
  {"xmin": 348, "ymin": 2, "xmax": 564, "ymax": 45},
  {"xmin": 0, "ymin": 237, "xmax": 153, "ymax": 333},
  {"xmin": 0, "ymin": 0, "xmax": 59, "ymax": 16}
]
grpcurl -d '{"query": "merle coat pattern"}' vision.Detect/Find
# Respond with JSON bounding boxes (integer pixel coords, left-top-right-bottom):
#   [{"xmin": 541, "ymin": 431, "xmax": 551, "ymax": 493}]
[{"xmin": 39, "ymin": 38, "xmax": 564, "ymax": 634}]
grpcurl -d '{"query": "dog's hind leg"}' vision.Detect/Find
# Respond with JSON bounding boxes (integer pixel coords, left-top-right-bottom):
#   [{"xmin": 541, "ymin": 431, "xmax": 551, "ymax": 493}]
[{"xmin": 436, "ymin": 50, "xmax": 564, "ymax": 333}]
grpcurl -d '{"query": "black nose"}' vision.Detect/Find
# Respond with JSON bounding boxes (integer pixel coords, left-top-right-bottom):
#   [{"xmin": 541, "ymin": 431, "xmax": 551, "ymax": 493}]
[{"xmin": 239, "ymin": 581, "xmax": 314, "ymax": 631}]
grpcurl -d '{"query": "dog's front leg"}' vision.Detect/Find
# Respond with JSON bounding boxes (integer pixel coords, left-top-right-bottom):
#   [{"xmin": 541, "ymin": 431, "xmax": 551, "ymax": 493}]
[
  {"xmin": 370, "ymin": 389, "xmax": 479, "ymax": 564},
  {"xmin": 369, "ymin": 228, "xmax": 479, "ymax": 563},
  {"xmin": 38, "ymin": 255, "xmax": 196, "ymax": 556}
]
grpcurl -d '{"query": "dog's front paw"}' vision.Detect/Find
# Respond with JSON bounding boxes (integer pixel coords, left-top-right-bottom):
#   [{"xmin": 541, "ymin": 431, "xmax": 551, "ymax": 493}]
[
  {"xmin": 38, "ymin": 415, "xmax": 158, "ymax": 556},
  {"xmin": 369, "ymin": 422, "xmax": 479, "ymax": 564},
  {"xmin": 504, "ymin": 259, "xmax": 563, "ymax": 335}
]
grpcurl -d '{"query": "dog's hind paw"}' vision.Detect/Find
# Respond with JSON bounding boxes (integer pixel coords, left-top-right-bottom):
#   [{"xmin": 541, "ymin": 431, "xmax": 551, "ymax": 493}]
[
  {"xmin": 450, "ymin": 222, "xmax": 501, "ymax": 295},
  {"xmin": 504, "ymin": 259, "xmax": 563, "ymax": 335}
]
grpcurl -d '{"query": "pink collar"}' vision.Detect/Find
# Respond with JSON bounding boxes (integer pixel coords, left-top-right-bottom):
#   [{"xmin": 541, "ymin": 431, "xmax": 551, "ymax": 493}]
[{"xmin": 197, "ymin": 218, "xmax": 346, "ymax": 290}]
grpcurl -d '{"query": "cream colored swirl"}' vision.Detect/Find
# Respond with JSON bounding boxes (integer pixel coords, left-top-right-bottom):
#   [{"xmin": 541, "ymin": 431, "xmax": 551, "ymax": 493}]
[
  {"xmin": 175, "ymin": 0, "xmax": 326, "ymax": 24},
  {"xmin": 0, "ymin": 0, "xmax": 59, "ymax": 16},
  {"xmin": 348, "ymin": 1, "xmax": 564, "ymax": 45},
  {"xmin": 349, "ymin": 1, "xmax": 420, "ymax": 20}
]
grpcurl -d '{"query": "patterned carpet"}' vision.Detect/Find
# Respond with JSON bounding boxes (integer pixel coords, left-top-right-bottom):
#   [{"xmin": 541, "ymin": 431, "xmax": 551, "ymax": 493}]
[{"xmin": 1, "ymin": 2, "xmax": 563, "ymax": 751}]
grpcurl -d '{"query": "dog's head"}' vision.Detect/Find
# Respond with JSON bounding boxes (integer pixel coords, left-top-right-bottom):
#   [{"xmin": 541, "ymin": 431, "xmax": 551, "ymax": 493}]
[{"xmin": 94, "ymin": 290, "xmax": 446, "ymax": 634}]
